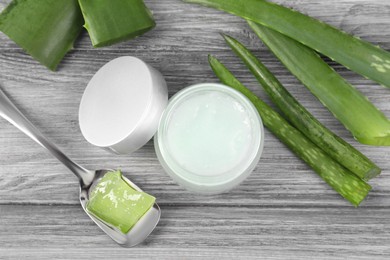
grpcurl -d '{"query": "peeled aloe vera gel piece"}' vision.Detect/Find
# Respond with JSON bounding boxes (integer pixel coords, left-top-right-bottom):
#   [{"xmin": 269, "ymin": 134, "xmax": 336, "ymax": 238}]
[
  {"xmin": 87, "ymin": 170, "xmax": 156, "ymax": 234},
  {"xmin": 78, "ymin": 0, "xmax": 156, "ymax": 47},
  {"xmin": 0, "ymin": 0, "xmax": 84, "ymax": 71}
]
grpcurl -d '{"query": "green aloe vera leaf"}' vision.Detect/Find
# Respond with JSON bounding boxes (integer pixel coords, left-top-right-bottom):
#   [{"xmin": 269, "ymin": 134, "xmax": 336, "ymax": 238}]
[
  {"xmin": 86, "ymin": 170, "xmax": 156, "ymax": 234},
  {"xmin": 222, "ymin": 34, "xmax": 381, "ymax": 181},
  {"xmin": 184, "ymin": 0, "xmax": 390, "ymax": 88},
  {"xmin": 248, "ymin": 21, "xmax": 390, "ymax": 149},
  {"xmin": 0, "ymin": 0, "xmax": 84, "ymax": 71},
  {"xmin": 78, "ymin": 0, "xmax": 155, "ymax": 47},
  {"xmin": 208, "ymin": 55, "xmax": 371, "ymax": 207}
]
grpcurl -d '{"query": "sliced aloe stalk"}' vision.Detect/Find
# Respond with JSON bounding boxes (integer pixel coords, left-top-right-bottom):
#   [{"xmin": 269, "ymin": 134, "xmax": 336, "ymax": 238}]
[
  {"xmin": 0, "ymin": 0, "xmax": 84, "ymax": 71},
  {"xmin": 184, "ymin": 0, "xmax": 390, "ymax": 88},
  {"xmin": 87, "ymin": 170, "xmax": 156, "ymax": 234},
  {"xmin": 248, "ymin": 21, "xmax": 390, "ymax": 148},
  {"xmin": 78, "ymin": 0, "xmax": 156, "ymax": 47},
  {"xmin": 208, "ymin": 55, "xmax": 371, "ymax": 207}
]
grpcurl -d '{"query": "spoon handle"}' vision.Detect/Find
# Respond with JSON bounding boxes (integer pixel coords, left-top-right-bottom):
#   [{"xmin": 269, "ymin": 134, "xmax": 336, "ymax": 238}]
[{"xmin": 0, "ymin": 87, "xmax": 93, "ymax": 185}]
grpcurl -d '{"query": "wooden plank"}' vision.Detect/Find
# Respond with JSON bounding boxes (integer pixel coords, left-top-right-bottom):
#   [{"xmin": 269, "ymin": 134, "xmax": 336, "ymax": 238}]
[
  {"xmin": 0, "ymin": 0, "xmax": 389, "ymax": 207},
  {"xmin": 0, "ymin": 144, "xmax": 389, "ymax": 207},
  {"xmin": 0, "ymin": 205, "xmax": 389, "ymax": 259}
]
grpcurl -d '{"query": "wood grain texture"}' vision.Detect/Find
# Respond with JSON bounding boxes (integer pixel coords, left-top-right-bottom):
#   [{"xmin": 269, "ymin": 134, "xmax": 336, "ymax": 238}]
[
  {"xmin": 1, "ymin": 205, "xmax": 389, "ymax": 260},
  {"xmin": 0, "ymin": 0, "xmax": 389, "ymax": 259}
]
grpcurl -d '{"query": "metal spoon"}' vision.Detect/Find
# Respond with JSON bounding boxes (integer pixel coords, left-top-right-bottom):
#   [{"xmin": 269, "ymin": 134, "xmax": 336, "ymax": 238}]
[{"xmin": 0, "ymin": 87, "xmax": 161, "ymax": 247}]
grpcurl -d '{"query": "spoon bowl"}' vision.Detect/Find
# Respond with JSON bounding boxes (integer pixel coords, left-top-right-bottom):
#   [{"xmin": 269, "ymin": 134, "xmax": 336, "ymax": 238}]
[
  {"xmin": 0, "ymin": 87, "xmax": 160, "ymax": 247},
  {"xmin": 80, "ymin": 169, "xmax": 161, "ymax": 247}
]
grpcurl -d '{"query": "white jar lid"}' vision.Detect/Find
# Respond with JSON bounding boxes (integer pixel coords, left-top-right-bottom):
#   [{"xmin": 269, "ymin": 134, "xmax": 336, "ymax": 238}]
[
  {"xmin": 79, "ymin": 56, "xmax": 168, "ymax": 154},
  {"xmin": 154, "ymin": 83, "xmax": 264, "ymax": 194}
]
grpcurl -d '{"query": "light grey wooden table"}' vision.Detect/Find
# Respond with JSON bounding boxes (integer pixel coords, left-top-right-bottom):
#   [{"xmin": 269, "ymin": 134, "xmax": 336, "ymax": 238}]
[{"xmin": 0, "ymin": 0, "xmax": 389, "ymax": 259}]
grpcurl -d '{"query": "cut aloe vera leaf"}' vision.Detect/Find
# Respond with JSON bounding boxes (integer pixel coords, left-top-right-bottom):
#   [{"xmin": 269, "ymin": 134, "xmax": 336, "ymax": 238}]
[
  {"xmin": 222, "ymin": 34, "xmax": 381, "ymax": 181},
  {"xmin": 248, "ymin": 21, "xmax": 390, "ymax": 149},
  {"xmin": 209, "ymin": 55, "xmax": 371, "ymax": 207},
  {"xmin": 0, "ymin": 0, "xmax": 84, "ymax": 71},
  {"xmin": 86, "ymin": 170, "xmax": 156, "ymax": 234},
  {"xmin": 184, "ymin": 0, "xmax": 390, "ymax": 88},
  {"xmin": 78, "ymin": 0, "xmax": 155, "ymax": 47}
]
